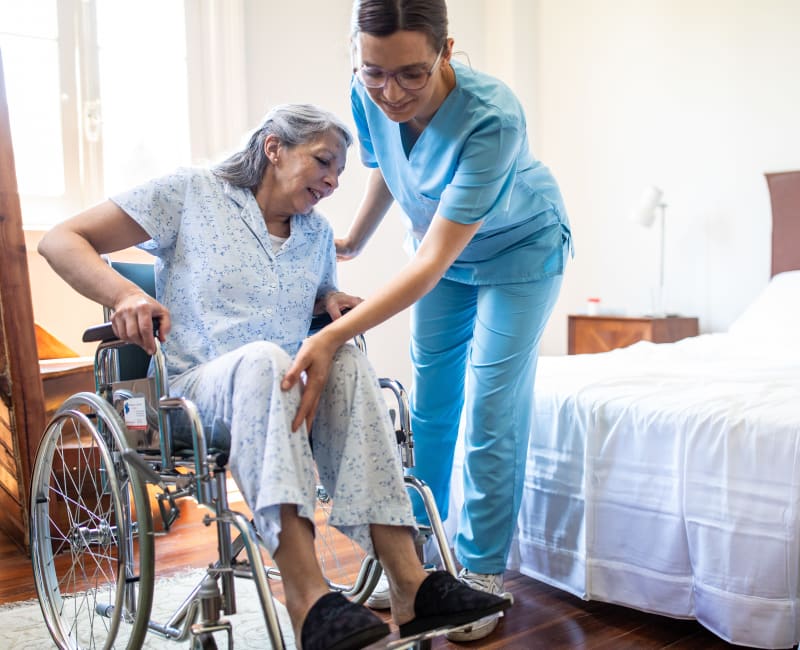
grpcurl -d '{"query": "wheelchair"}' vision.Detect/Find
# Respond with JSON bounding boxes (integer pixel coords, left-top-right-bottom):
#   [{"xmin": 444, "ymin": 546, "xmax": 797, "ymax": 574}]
[{"xmin": 29, "ymin": 261, "xmax": 457, "ymax": 650}]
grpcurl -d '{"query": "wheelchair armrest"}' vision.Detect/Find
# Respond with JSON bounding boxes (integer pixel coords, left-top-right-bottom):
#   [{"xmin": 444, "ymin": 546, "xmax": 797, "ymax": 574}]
[
  {"xmin": 85, "ymin": 310, "xmax": 347, "ymax": 344},
  {"xmin": 308, "ymin": 307, "xmax": 352, "ymax": 335},
  {"xmin": 308, "ymin": 313, "xmax": 333, "ymax": 333},
  {"xmin": 82, "ymin": 319, "xmax": 162, "ymax": 343},
  {"xmin": 82, "ymin": 322, "xmax": 118, "ymax": 343},
  {"xmin": 86, "ymin": 310, "xmax": 344, "ymax": 341}
]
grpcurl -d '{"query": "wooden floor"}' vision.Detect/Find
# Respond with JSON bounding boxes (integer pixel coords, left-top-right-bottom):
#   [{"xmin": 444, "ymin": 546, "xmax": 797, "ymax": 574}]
[{"xmin": 1, "ymin": 498, "xmax": 754, "ymax": 649}]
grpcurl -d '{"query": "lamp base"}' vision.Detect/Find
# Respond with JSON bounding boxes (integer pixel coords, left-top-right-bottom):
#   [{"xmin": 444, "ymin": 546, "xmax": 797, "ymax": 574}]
[{"xmin": 644, "ymin": 312, "xmax": 682, "ymax": 319}]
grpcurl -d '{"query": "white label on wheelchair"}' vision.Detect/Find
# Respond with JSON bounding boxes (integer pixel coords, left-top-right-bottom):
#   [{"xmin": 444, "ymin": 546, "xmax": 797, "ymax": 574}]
[
  {"xmin": 123, "ymin": 396, "xmax": 148, "ymax": 430},
  {"xmin": 113, "ymin": 379, "xmax": 159, "ymax": 449}
]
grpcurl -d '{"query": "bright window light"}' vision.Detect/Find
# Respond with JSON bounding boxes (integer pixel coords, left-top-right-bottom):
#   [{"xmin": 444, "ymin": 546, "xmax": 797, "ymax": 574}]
[
  {"xmin": 0, "ymin": 0, "xmax": 190, "ymax": 227},
  {"xmin": 96, "ymin": 0, "xmax": 190, "ymax": 195},
  {"xmin": 0, "ymin": 1, "xmax": 64, "ymax": 199}
]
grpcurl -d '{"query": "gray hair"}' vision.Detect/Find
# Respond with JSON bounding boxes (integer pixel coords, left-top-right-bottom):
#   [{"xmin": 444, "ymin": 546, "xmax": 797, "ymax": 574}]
[{"xmin": 212, "ymin": 103, "xmax": 353, "ymax": 190}]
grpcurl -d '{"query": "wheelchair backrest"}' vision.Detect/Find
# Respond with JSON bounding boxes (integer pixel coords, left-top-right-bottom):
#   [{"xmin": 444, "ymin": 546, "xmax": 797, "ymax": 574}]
[
  {"xmin": 112, "ymin": 260, "xmax": 156, "ymax": 298},
  {"xmin": 107, "ymin": 260, "xmax": 156, "ymax": 381}
]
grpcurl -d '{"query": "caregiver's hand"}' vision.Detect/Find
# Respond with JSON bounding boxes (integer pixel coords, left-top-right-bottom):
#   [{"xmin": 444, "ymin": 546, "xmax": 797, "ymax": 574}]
[{"xmin": 281, "ymin": 331, "xmax": 340, "ymax": 432}]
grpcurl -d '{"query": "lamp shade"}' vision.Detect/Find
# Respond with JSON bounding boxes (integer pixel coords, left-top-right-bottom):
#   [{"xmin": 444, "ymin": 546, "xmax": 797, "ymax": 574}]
[{"xmin": 631, "ymin": 185, "xmax": 664, "ymax": 227}]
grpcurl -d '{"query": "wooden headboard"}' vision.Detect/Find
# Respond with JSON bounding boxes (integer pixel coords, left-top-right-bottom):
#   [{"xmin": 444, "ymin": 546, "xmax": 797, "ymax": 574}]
[{"xmin": 765, "ymin": 170, "xmax": 800, "ymax": 276}]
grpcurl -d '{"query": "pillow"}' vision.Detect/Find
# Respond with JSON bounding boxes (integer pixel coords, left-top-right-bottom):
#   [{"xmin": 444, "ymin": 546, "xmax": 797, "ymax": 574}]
[{"xmin": 727, "ymin": 270, "xmax": 800, "ymax": 340}]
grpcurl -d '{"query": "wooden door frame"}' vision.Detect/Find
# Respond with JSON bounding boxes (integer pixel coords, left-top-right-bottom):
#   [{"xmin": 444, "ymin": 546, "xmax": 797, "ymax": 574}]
[{"xmin": 0, "ymin": 50, "xmax": 47, "ymax": 551}]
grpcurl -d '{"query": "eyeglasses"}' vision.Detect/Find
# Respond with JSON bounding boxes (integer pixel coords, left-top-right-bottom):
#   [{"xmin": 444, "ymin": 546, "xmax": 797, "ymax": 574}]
[{"xmin": 356, "ymin": 48, "xmax": 444, "ymax": 91}]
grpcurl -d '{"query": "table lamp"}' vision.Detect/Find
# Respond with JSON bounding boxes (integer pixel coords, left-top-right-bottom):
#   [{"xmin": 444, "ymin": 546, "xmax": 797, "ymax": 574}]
[{"xmin": 631, "ymin": 185, "xmax": 667, "ymax": 316}]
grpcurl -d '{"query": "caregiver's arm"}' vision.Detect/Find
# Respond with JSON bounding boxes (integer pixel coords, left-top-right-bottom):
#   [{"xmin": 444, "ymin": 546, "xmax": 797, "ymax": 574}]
[
  {"xmin": 283, "ymin": 213, "xmax": 482, "ymax": 431},
  {"xmin": 335, "ymin": 168, "xmax": 395, "ymax": 261}
]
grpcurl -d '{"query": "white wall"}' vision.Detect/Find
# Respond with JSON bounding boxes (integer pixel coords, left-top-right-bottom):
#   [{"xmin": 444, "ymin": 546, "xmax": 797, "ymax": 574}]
[{"xmin": 534, "ymin": 0, "xmax": 800, "ymax": 352}]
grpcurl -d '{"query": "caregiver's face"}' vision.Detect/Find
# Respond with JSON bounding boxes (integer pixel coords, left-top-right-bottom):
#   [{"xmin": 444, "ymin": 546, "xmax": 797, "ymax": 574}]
[{"xmin": 355, "ymin": 30, "xmax": 446, "ymax": 124}]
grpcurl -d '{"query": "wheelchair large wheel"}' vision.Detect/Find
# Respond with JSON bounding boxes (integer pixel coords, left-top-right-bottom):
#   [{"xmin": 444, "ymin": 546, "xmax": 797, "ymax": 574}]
[{"xmin": 30, "ymin": 392, "xmax": 155, "ymax": 649}]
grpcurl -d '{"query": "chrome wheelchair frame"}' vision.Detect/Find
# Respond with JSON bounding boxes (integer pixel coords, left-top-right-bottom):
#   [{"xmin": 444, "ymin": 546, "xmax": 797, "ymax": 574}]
[{"xmin": 28, "ymin": 264, "xmax": 455, "ymax": 650}]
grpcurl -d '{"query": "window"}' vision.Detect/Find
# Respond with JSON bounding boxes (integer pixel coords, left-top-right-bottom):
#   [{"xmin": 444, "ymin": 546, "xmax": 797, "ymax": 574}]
[{"xmin": 0, "ymin": 0, "xmax": 190, "ymax": 229}]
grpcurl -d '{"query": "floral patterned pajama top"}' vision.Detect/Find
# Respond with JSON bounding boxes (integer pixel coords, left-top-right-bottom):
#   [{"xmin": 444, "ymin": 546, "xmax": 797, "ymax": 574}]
[{"xmin": 111, "ymin": 168, "xmax": 415, "ymax": 556}]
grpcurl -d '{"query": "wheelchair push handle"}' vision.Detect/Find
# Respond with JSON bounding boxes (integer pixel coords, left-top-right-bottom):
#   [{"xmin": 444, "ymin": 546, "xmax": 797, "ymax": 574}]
[{"xmin": 82, "ymin": 318, "xmax": 162, "ymax": 343}]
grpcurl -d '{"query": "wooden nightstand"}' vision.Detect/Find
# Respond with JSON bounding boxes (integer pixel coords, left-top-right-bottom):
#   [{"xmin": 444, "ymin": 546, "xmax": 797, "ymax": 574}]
[{"xmin": 568, "ymin": 315, "xmax": 699, "ymax": 355}]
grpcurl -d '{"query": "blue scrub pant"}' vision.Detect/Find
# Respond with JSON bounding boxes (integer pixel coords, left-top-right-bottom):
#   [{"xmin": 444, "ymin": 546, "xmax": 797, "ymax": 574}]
[{"xmin": 408, "ymin": 273, "xmax": 563, "ymax": 574}]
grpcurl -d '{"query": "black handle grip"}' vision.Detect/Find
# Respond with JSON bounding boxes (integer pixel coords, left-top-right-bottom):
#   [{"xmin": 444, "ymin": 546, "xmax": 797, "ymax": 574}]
[
  {"xmin": 309, "ymin": 307, "xmax": 351, "ymax": 333},
  {"xmin": 82, "ymin": 318, "xmax": 161, "ymax": 343},
  {"xmin": 309, "ymin": 313, "xmax": 334, "ymax": 332},
  {"xmin": 82, "ymin": 322, "xmax": 116, "ymax": 343}
]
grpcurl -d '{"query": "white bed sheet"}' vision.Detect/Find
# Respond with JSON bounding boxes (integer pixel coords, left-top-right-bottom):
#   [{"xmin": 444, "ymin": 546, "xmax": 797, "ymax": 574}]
[{"xmin": 449, "ymin": 332, "xmax": 800, "ymax": 648}]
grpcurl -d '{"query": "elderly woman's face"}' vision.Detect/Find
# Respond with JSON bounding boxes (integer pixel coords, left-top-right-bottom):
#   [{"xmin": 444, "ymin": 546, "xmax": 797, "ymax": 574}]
[{"xmin": 271, "ymin": 130, "xmax": 347, "ymax": 215}]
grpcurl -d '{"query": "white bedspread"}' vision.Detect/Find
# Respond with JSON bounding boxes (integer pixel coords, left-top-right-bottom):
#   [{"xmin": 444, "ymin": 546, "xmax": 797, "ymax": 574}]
[{"xmin": 450, "ymin": 331, "xmax": 800, "ymax": 648}]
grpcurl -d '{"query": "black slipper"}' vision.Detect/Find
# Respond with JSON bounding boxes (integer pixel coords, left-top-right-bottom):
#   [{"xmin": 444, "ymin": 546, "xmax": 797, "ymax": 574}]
[
  {"xmin": 397, "ymin": 570, "xmax": 511, "ymax": 637},
  {"xmin": 301, "ymin": 592, "xmax": 390, "ymax": 650}
]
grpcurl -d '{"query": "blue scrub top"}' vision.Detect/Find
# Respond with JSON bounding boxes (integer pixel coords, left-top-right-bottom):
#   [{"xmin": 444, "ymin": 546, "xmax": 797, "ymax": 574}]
[{"xmin": 351, "ymin": 60, "xmax": 571, "ymax": 285}]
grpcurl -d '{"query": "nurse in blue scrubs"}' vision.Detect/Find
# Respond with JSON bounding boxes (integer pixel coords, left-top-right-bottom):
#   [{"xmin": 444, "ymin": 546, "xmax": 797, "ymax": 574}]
[{"xmin": 283, "ymin": 0, "xmax": 571, "ymax": 640}]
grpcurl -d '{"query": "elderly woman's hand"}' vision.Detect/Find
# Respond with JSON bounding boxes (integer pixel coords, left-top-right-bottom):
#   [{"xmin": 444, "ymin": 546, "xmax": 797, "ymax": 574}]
[
  {"xmin": 110, "ymin": 290, "xmax": 172, "ymax": 355},
  {"xmin": 319, "ymin": 290, "xmax": 363, "ymax": 320}
]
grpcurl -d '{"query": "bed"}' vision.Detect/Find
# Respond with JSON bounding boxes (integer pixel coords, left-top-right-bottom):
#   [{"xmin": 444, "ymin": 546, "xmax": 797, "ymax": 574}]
[{"xmin": 448, "ymin": 170, "xmax": 800, "ymax": 649}]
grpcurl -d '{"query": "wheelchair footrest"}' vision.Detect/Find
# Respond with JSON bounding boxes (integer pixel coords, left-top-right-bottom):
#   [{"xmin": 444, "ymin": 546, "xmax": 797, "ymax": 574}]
[
  {"xmin": 385, "ymin": 623, "xmax": 469, "ymax": 649},
  {"xmin": 157, "ymin": 489, "xmax": 181, "ymax": 531}
]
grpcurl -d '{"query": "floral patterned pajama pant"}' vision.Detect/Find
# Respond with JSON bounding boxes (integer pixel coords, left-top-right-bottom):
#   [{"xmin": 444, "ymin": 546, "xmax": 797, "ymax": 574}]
[{"xmin": 169, "ymin": 340, "xmax": 416, "ymax": 556}]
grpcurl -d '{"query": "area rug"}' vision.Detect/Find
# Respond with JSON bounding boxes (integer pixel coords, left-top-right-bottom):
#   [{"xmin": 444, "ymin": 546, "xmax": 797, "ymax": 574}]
[{"xmin": 0, "ymin": 569, "xmax": 296, "ymax": 649}]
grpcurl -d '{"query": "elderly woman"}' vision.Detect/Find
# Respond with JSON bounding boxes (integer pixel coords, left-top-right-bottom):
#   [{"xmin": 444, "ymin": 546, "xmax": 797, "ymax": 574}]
[{"xmin": 38, "ymin": 104, "xmax": 508, "ymax": 650}]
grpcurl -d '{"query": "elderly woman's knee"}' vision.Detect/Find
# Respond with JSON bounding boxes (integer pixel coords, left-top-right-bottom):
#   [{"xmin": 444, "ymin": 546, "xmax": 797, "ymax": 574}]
[
  {"xmin": 233, "ymin": 341, "xmax": 292, "ymax": 378},
  {"xmin": 331, "ymin": 343, "xmax": 372, "ymax": 378}
]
